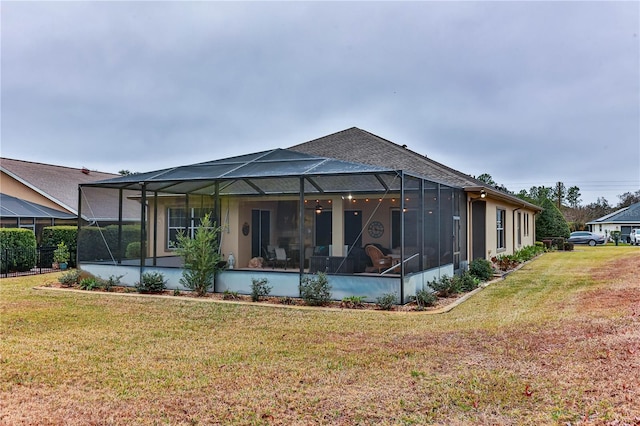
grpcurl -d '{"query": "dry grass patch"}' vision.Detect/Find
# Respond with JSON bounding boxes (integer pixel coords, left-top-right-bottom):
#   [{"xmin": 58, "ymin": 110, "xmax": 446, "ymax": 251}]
[{"xmin": 1, "ymin": 247, "xmax": 639, "ymax": 425}]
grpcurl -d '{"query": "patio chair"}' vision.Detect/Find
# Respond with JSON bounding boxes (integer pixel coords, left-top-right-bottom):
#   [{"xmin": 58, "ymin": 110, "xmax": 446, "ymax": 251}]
[
  {"xmin": 365, "ymin": 244, "xmax": 394, "ymax": 273},
  {"xmin": 262, "ymin": 247, "xmax": 276, "ymax": 268},
  {"xmin": 274, "ymin": 247, "xmax": 291, "ymax": 269}
]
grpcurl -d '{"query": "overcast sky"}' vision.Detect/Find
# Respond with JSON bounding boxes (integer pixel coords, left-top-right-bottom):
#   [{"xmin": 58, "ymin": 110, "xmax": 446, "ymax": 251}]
[{"xmin": 2, "ymin": 1, "xmax": 638, "ymax": 205}]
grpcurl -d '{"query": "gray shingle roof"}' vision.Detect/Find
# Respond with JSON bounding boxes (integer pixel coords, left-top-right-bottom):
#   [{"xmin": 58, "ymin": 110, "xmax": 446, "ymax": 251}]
[
  {"xmin": 588, "ymin": 202, "xmax": 640, "ymax": 224},
  {"xmin": 289, "ymin": 127, "xmax": 484, "ymax": 187},
  {"xmin": 1, "ymin": 157, "xmax": 120, "ymax": 213}
]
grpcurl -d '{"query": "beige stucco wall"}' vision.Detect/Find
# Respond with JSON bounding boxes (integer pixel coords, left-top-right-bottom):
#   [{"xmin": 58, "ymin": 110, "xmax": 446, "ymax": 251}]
[{"xmin": 476, "ymin": 197, "xmax": 538, "ymax": 260}]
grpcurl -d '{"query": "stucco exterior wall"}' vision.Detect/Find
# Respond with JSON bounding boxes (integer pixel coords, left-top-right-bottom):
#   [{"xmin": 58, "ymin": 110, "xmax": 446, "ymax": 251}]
[{"xmin": 481, "ymin": 198, "xmax": 538, "ymax": 259}]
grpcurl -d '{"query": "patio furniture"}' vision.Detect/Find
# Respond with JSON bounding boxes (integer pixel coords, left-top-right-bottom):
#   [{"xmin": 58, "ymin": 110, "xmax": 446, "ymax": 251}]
[
  {"xmin": 262, "ymin": 247, "xmax": 276, "ymax": 268},
  {"xmin": 274, "ymin": 247, "xmax": 291, "ymax": 269},
  {"xmin": 365, "ymin": 244, "xmax": 394, "ymax": 273}
]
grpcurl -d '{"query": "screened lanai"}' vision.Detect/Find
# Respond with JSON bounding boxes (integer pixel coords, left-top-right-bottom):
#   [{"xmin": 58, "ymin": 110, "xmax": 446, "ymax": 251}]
[{"xmin": 78, "ymin": 149, "xmax": 467, "ymax": 303}]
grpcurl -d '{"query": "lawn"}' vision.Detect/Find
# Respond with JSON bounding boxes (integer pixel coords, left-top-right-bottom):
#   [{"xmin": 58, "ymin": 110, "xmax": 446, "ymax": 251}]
[{"xmin": 1, "ymin": 247, "xmax": 639, "ymax": 425}]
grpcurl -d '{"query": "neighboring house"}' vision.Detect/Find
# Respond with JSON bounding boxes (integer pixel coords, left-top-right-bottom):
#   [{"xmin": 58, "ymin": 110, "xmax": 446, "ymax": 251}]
[
  {"xmin": 78, "ymin": 128, "xmax": 541, "ymax": 303},
  {"xmin": 0, "ymin": 158, "xmax": 139, "ymax": 241},
  {"xmin": 587, "ymin": 202, "xmax": 640, "ymax": 242}
]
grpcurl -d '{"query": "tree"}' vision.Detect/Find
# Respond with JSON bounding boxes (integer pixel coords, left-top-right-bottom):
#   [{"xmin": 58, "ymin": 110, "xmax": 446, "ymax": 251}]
[
  {"xmin": 476, "ymin": 173, "xmax": 510, "ymax": 193},
  {"xmin": 566, "ymin": 186, "xmax": 581, "ymax": 208},
  {"xmin": 477, "ymin": 173, "xmax": 496, "ymax": 186},
  {"xmin": 586, "ymin": 197, "xmax": 613, "ymax": 220},
  {"xmin": 552, "ymin": 182, "xmax": 566, "ymax": 209},
  {"xmin": 536, "ymin": 197, "xmax": 570, "ymax": 240},
  {"xmin": 617, "ymin": 190, "xmax": 640, "ymax": 208},
  {"xmin": 174, "ymin": 213, "xmax": 223, "ymax": 296},
  {"xmin": 527, "ymin": 186, "xmax": 553, "ymax": 205}
]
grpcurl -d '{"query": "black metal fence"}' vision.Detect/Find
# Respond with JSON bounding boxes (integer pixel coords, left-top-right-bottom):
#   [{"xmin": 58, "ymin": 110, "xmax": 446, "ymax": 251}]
[{"xmin": 0, "ymin": 246, "xmax": 63, "ymax": 278}]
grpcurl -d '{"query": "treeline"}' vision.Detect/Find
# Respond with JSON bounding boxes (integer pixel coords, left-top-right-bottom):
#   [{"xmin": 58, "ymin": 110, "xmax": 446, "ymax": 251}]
[{"xmin": 476, "ymin": 174, "xmax": 640, "ymax": 233}]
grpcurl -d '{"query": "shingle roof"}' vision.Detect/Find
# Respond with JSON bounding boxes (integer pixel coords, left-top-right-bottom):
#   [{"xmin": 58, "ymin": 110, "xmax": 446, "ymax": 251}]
[
  {"xmin": 0, "ymin": 193, "xmax": 77, "ymax": 219},
  {"xmin": 1, "ymin": 157, "xmax": 120, "ymax": 214},
  {"xmin": 289, "ymin": 127, "xmax": 483, "ymax": 187},
  {"xmin": 588, "ymin": 202, "xmax": 640, "ymax": 224},
  {"xmin": 289, "ymin": 127, "xmax": 541, "ymax": 211}
]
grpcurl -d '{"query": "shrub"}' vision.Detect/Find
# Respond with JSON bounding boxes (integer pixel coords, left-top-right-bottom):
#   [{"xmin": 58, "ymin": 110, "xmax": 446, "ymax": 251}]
[
  {"xmin": 457, "ymin": 271, "xmax": 481, "ymax": 292},
  {"xmin": 376, "ymin": 293, "xmax": 397, "ymax": 310},
  {"xmin": 341, "ymin": 295, "xmax": 366, "ymax": 309},
  {"xmin": 299, "ymin": 272, "xmax": 332, "ymax": 306},
  {"xmin": 468, "ymin": 258, "xmax": 494, "ymax": 281},
  {"xmin": 412, "ymin": 288, "xmax": 437, "ymax": 310},
  {"xmin": 42, "ymin": 226, "xmax": 77, "ymax": 267},
  {"xmin": 250, "ymin": 278, "xmax": 272, "ymax": 302},
  {"xmin": 78, "ymin": 277, "xmax": 100, "ymax": 291},
  {"xmin": 222, "ymin": 289, "xmax": 240, "ymax": 300},
  {"xmin": 563, "ymin": 242, "xmax": 574, "ymax": 251},
  {"xmin": 279, "ymin": 296, "xmax": 296, "ymax": 305},
  {"xmin": 174, "ymin": 213, "xmax": 222, "ymax": 296},
  {"xmin": 492, "ymin": 254, "xmax": 519, "ymax": 272},
  {"xmin": 58, "ymin": 269, "xmax": 81, "ymax": 287},
  {"xmin": 428, "ymin": 275, "xmax": 461, "ymax": 298},
  {"xmin": 102, "ymin": 274, "xmax": 123, "ymax": 292},
  {"xmin": 77, "ymin": 224, "xmax": 140, "ymax": 262},
  {"xmin": 0, "ymin": 228, "xmax": 37, "ymax": 272},
  {"xmin": 135, "ymin": 271, "xmax": 166, "ymax": 293},
  {"xmin": 125, "ymin": 242, "xmax": 141, "ymax": 259}
]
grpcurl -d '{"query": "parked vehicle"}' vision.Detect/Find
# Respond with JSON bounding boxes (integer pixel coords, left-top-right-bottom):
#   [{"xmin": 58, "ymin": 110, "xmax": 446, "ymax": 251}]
[
  {"xmin": 567, "ymin": 231, "xmax": 606, "ymax": 246},
  {"xmin": 630, "ymin": 229, "xmax": 640, "ymax": 245}
]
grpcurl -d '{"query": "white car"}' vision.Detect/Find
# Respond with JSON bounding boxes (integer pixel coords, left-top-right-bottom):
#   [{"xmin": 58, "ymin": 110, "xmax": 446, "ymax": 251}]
[{"xmin": 630, "ymin": 229, "xmax": 640, "ymax": 245}]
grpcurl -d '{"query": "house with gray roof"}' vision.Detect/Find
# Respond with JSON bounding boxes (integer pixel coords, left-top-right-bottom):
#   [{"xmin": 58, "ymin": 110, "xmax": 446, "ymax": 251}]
[
  {"xmin": 587, "ymin": 202, "xmax": 640, "ymax": 243},
  {"xmin": 78, "ymin": 128, "xmax": 542, "ymax": 304},
  {"xmin": 0, "ymin": 157, "xmax": 139, "ymax": 240}
]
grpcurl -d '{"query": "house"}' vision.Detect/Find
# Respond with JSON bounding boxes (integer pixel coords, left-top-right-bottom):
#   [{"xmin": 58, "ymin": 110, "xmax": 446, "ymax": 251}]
[
  {"xmin": 289, "ymin": 128, "xmax": 542, "ymax": 261},
  {"xmin": 78, "ymin": 128, "xmax": 541, "ymax": 303},
  {"xmin": 0, "ymin": 157, "xmax": 139, "ymax": 241},
  {"xmin": 587, "ymin": 202, "xmax": 640, "ymax": 242}
]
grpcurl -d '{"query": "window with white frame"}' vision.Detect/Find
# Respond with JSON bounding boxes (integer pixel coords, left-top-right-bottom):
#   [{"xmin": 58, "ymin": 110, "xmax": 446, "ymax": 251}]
[
  {"xmin": 167, "ymin": 207, "xmax": 214, "ymax": 248},
  {"xmin": 496, "ymin": 208, "xmax": 506, "ymax": 250}
]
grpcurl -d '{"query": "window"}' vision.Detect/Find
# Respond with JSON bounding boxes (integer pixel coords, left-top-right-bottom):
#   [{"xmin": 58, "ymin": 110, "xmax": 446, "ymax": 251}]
[
  {"xmin": 523, "ymin": 213, "xmax": 529, "ymax": 237},
  {"xmin": 517, "ymin": 211, "xmax": 522, "ymax": 246},
  {"xmin": 167, "ymin": 207, "xmax": 214, "ymax": 248},
  {"xmin": 496, "ymin": 208, "xmax": 506, "ymax": 250}
]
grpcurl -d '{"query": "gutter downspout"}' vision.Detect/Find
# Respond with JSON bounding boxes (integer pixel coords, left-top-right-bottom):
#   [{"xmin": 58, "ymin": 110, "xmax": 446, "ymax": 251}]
[{"xmin": 512, "ymin": 207, "xmax": 522, "ymax": 253}]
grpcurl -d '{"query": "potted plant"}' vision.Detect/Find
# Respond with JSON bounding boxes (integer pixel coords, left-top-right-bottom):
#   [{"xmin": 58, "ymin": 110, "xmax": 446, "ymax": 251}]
[{"xmin": 53, "ymin": 242, "xmax": 70, "ymax": 270}]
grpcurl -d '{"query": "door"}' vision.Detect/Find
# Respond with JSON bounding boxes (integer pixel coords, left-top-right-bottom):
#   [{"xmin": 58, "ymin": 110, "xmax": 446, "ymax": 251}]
[
  {"xmin": 471, "ymin": 201, "xmax": 486, "ymax": 260},
  {"xmin": 344, "ymin": 211, "xmax": 362, "ymax": 248},
  {"xmin": 251, "ymin": 209, "xmax": 270, "ymax": 258},
  {"xmin": 315, "ymin": 211, "xmax": 332, "ymax": 247}
]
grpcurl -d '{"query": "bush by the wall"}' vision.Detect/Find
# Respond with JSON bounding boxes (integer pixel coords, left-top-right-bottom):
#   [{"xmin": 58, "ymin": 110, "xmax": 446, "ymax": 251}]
[
  {"xmin": 135, "ymin": 271, "xmax": 166, "ymax": 293},
  {"xmin": 376, "ymin": 293, "xmax": 397, "ymax": 310},
  {"xmin": 0, "ymin": 228, "xmax": 37, "ymax": 272},
  {"xmin": 125, "ymin": 242, "xmax": 141, "ymax": 259},
  {"xmin": 299, "ymin": 272, "xmax": 332, "ymax": 306},
  {"xmin": 250, "ymin": 278, "xmax": 272, "ymax": 302},
  {"xmin": 468, "ymin": 258, "xmax": 494, "ymax": 282},
  {"xmin": 78, "ymin": 224, "xmax": 140, "ymax": 262}
]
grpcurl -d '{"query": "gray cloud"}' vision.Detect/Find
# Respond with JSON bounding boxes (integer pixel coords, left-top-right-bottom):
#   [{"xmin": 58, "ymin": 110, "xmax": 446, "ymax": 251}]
[{"xmin": 2, "ymin": 1, "xmax": 638, "ymax": 204}]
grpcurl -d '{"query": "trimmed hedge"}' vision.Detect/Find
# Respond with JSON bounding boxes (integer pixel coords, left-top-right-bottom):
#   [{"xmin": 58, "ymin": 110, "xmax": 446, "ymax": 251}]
[
  {"xmin": 0, "ymin": 228, "xmax": 37, "ymax": 272},
  {"xmin": 42, "ymin": 226, "xmax": 77, "ymax": 266},
  {"xmin": 78, "ymin": 225, "xmax": 141, "ymax": 262}
]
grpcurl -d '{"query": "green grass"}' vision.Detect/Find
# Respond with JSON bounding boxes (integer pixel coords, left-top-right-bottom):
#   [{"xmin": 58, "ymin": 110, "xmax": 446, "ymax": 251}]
[{"xmin": 1, "ymin": 246, "xmax": 639, "ymax": 425}]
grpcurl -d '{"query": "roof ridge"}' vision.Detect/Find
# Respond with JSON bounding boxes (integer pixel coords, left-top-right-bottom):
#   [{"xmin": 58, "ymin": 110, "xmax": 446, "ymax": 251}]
[{"xmin": 0, "ymin": 157, "xmax": 117, "ymax": 176}]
